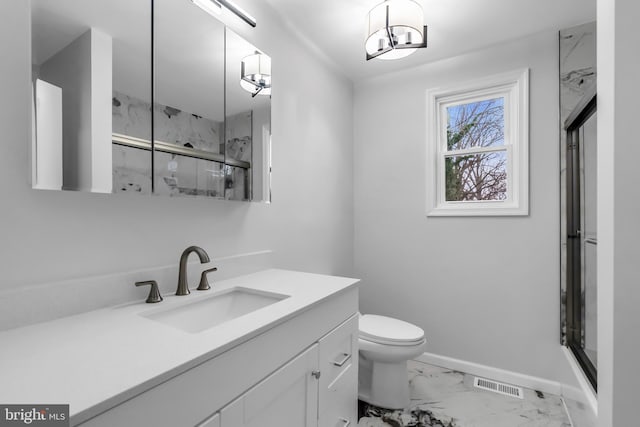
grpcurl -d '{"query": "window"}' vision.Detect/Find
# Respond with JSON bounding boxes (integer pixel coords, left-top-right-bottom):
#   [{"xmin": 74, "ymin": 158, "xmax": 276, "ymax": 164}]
[{"xmin": 426, "ymin": 69, "xmax": 529, "ymax": 216}]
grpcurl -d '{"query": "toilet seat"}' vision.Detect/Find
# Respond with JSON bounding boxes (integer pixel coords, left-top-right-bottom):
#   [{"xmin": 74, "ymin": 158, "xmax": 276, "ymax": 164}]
[{"xmin": 359, "ymin": 314, "xmax": 425, "ymax": 346}]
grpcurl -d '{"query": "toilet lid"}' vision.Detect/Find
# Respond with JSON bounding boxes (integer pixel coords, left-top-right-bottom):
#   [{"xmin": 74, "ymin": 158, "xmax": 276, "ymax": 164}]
[{"xmin": 359, "ymin": 314, "xmax": 425, "ymax": 345}]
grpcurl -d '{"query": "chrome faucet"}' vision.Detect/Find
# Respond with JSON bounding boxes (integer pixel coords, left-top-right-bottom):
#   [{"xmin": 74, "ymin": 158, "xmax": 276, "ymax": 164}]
[{"xmin": 176, "ymin": 246, "xmax": 210, "ymax": 295}]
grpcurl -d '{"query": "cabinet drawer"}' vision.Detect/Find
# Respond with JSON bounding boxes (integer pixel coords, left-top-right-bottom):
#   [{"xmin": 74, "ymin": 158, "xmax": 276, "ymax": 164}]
[
  {"xmin": 318, "ymin": 314, "xmax": 358, "ymax": 386},
  {"xmin": 318, "ymin": 314, "xmax": 358, "ymax": 427}
]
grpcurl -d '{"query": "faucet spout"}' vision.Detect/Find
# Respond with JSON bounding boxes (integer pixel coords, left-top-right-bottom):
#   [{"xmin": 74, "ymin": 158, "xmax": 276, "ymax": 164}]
[{"xmin": 176, "ymin": 246, "xmax": 210, "ymax": 295}]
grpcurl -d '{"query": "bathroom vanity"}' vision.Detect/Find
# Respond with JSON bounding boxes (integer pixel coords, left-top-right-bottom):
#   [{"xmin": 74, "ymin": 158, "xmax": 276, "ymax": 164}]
[{"xmin": 0, "ymin": 270, "xmax": 359, "ymax": 427}]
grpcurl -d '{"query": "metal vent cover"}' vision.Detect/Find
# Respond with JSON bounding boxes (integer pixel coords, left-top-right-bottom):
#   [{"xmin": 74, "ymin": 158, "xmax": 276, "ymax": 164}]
[{"xmin": 473, "ymin": 377, "xmax": 524, "ymax": 399}]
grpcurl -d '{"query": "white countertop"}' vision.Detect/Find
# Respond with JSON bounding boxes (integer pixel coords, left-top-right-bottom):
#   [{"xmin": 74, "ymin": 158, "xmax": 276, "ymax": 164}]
[{"xmin": 0, "ymin": 269, "xmax": 359, "ymax": 424}]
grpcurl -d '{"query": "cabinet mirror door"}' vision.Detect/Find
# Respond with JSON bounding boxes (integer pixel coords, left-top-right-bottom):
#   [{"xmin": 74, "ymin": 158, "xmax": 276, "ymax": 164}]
[
  {"xmin": 31, "ymin": 0, "xmax": 152, "ymax": 194},
  {"xmin": 225, "ymin": 29, "xmax": 272, "ymax": 203},
  {"xmin": 153, "ymin": 0, "xmax": 225, "ymax": 198}
]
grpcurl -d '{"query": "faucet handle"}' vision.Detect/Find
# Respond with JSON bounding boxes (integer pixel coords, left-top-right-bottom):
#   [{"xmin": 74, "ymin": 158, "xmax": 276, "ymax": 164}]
[
  {"xmin": 135, "ymin": 280, "xmax": 164, "ymax": 303},
  {"xmin": 197, "ymin": 267, "xmax": 218, "ymax": 291}
]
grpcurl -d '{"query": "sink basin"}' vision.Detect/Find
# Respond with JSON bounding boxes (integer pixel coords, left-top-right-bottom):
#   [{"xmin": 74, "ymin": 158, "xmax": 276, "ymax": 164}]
[{"xmin": 141, "ymin": 287, "xmax": 289, "ymax": 333}]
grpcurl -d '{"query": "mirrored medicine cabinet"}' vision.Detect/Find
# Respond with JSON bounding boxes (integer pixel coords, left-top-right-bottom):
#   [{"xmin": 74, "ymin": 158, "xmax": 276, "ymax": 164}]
[{"xmin": 30, "ymin": 0, "xmax": 271, "ymax": 202}]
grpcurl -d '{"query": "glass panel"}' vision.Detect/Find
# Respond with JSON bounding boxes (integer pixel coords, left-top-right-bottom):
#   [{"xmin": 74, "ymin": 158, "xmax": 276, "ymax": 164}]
[
  {"xmin": 153, "ymin": 152, "xmax": 225, "ymax": 198},
  {"xmin": 447, "ymin": 98, "xmax": 504, "ymax": 151},
  {"xmin": 31, "ymin": 0, "xmax": 152, "ymax": 194},
  {"xmin": 225, "ymin": 111, "xmax": 252, "ymax": 201},
  {"xmin": 445, "ymin": 151, "xmax": 507, "ymax": 201},
  {"xmin": 581, "ymin": 111, "xmax": 597, "ymax": 369},
  {"xmin": 154, "ymin": 0, "xmax": 225, "ymax": 198},
  {"xmin": 583, "ymin": 243, "xmax": 597, "ymax": 367},
  {"xmin": 223, "ymin": 165, "xmax": 250, "ymax": 201}
]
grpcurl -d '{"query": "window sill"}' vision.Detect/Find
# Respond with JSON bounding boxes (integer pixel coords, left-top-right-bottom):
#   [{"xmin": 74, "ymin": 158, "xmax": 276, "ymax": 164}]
[{"xmin": 427, "ymin": 201, "xmax": 528, "ymax": 217}]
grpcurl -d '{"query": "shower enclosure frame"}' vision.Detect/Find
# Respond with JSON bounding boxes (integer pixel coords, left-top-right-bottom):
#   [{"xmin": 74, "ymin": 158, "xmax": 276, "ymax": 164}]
[{"xmin": 564, "ymin": 90, "xmax": 597, "ymax": 391}]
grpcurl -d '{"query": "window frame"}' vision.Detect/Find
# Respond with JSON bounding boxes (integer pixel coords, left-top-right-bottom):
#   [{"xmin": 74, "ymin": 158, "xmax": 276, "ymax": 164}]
[{"xmin": 426, "ymin": 69, "xmax": 529, "ymax": 216}]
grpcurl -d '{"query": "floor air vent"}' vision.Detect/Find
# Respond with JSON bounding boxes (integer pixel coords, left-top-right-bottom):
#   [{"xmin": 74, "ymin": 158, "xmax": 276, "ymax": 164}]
[{"xmin": 473, "ymin": 377, "xmax": 523, "ymax": 399}]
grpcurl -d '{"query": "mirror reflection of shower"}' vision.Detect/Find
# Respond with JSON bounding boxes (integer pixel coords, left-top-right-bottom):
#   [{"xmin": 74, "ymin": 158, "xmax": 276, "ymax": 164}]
[{"xmin": 30, "ymin": 0, "xmax": 271, "ymax": 203}]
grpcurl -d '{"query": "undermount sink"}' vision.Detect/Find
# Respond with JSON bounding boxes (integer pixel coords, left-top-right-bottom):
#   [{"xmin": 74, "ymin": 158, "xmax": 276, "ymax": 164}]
[{"xmin": 141, "ymin": 287, "xmax": 289, "ymax": 333}]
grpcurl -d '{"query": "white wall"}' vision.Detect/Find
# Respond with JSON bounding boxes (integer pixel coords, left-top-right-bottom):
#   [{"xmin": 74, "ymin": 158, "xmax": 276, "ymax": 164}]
[
  {"xmin": 597, "ymin": 0, "xmax": 640, "ymax": 425},
  {"xmin": 89, "ymin": 28, "xmax": 113, "ymax": 194},
  {"xmin": 38, "ymin": 27, "xmax": 113, "ymax": 193},
  {"xmin": 252, "ymin": 104, "xmax": 271, "ymax": 202},
  {"xmin": 354, "ymin": 31, "xmax": 574, "ymax": 384},
  {"xmin": 33, "ymin": 79, "xmax": 63, "ymax": 190},
  {"xmin": 0, "ymin": 0, "xmax": 353, "ymax": 297},
  {"xmin": 39, "ymin": 29, "xmax": 94, "ymax": 192}
]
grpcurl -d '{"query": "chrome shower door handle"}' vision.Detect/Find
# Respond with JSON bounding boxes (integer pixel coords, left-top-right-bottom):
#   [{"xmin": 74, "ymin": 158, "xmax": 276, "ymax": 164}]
[{"xmin": 338, "ymin": 418, "xmax": 350, "ymax": 427}]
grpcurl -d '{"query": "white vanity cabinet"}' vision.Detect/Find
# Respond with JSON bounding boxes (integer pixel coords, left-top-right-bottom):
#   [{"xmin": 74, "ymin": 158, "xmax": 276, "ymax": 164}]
[
  {"xmin": 76, "ymin": 285, "xmax": 358, "ymax": 427},
  {"xmin": 220, "ymin": 344, "xmax": 320, "ymax": 427},
  {"xmin": 218, "ymin": 314, "xmax": 358, "ymax": 427}
]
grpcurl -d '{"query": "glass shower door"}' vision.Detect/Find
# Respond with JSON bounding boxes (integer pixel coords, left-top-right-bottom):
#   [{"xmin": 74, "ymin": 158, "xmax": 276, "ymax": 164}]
[
  {"xmin": 566, "ymin": 95, "xmax": 597, "ymax": 390},
  {"xmin": 581, "ymin": 110, "xmax": 597, "ymax": 371}
]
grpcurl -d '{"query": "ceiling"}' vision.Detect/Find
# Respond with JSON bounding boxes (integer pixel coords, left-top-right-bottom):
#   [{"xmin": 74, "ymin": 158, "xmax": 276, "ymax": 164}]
[
  {"xmin": 31, "ymin": 0, "xmax": 596, "ymax": 116},
  {"xmin": 263, "ymin": 0, "xmax": 596, "ymax": 81}
]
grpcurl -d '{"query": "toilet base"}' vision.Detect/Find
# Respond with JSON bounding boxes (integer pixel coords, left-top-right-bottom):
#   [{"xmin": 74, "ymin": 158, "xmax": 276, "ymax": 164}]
[{"xmin": 358, "ymin": 355, "xmax": 411, "ymax": 409}]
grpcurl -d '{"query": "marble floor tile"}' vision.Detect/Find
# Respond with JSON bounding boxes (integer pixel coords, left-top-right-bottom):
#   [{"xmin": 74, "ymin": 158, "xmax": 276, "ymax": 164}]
[
  {"xmin": 358, "ymin": 360, "xmax": 572, "ymax": 427},
  {"xmin": 564, "ymin": 398, "xmax": 597, "ymax": 427}
]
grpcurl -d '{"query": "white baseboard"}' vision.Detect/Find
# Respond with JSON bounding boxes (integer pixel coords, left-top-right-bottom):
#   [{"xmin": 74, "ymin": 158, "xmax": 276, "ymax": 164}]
[{"xmin": 415, "ymin": 352, "xmax": 563, "ymax": 397}]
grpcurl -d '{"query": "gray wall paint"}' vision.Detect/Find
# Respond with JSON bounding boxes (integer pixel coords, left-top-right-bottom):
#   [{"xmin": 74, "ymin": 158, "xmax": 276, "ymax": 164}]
[
  {"xmin": 354, "ymin": 31, "xmax": 575, "ymax": 384},
  {"xmin": 0, "ymin": 0, "xmax": 353, "ymax": 293}
]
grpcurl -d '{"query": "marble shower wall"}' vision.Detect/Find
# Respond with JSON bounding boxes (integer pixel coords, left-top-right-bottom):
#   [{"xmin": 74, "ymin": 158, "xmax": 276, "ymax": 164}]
[
  {"xmin": 111, "ymin": 91, "xmax": 243, "ymax": 198},
  {"xmin": 224, "ymin": 111, "xmax": 253, "ymax": 201},
  {"xmin": 559, "ymin": 22, "xmax": 596, "ymax": 345},
  {"xmin": 112, "ymin": 91, "xmax": 153, "ymax": 194}
]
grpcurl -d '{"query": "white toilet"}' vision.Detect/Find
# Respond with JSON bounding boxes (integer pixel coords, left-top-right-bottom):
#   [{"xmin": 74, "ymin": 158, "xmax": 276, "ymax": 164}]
[{"xmin": 358, "ymin": 314, "xmax": 427, "ymax": 409}]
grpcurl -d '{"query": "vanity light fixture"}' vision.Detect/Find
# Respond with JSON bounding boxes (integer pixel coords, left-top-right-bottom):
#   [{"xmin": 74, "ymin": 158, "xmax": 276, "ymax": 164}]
[
  {"xmin": 365, "ymin": 0, "xmax": 427, "ymax": 60},
  {"xmin": 190, "ymin": 0, "xmax": 257, "ymax": 27},
  {"xmin": 191, "ymin": 0, "xmax": 222, "ymax": 16},
  {"xmin": 241, "ymin": 52, "xmax": 271, "ymax": 97}
]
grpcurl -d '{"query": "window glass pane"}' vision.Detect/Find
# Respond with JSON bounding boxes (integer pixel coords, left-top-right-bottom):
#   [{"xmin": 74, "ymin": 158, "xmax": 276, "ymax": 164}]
[
  {"xmin": 447, "ymin": 98, "xmax": 504, "ymax": 151},
  {"xmin": 445, "ymin": 151, "xmax": 507, "ymax": 201}
]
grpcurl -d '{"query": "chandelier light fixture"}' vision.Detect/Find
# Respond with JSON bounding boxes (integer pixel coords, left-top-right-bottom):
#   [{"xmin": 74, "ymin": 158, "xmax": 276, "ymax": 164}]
[
  {"xmin": 365, "ymin": 0, "xmax": 427, "ymax": 60},
  {"xmin": 241, "ymin": 52, "xmax": 272, "ymax": 97}
]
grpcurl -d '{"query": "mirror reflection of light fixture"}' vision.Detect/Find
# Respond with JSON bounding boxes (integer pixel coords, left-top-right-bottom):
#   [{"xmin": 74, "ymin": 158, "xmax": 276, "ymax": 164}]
[
  {"xmin": 365, "ymin": 0, "xmax": 427, "ymax": 60},
  {"xmin": 191, "ymin": 0, "xmax": 222, "ymax": 16},
  {"xmin": 241, "ymin": 52, "xmax": 271, "ymax": 97},
  {"xmin": 190, "ymin": 0, "xmax": 257, "ymax": 27}
]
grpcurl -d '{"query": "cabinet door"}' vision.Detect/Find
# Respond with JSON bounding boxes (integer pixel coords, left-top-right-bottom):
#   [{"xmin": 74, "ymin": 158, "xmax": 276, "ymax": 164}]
[
  {"xmin": 221, "ymin": 344, "xmax": 319, "ymax": 427},
  {"xmin": 318, "ymin": 315, "xmax": 359, "ymax": 427}
]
